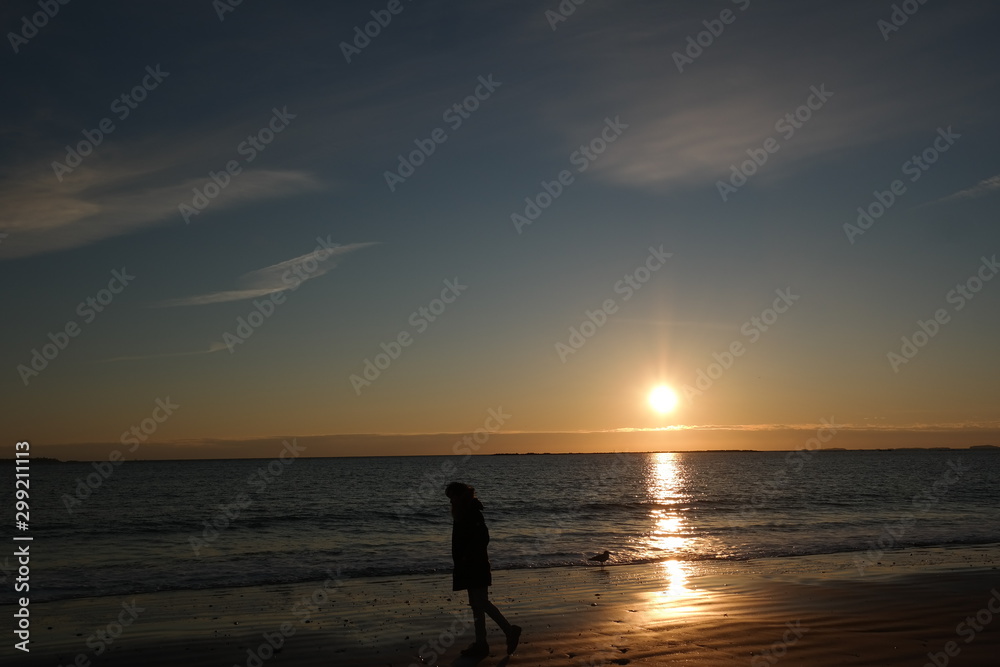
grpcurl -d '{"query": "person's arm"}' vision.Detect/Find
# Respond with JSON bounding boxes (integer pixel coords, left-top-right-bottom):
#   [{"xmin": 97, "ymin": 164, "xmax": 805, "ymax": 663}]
[
  {"xmin": 455, "ymin": 514, "xmax": 489, "ymax": 560},
  {"xmin": 470, "ymin": 512, "xmax": 490, "ymax": 551}
]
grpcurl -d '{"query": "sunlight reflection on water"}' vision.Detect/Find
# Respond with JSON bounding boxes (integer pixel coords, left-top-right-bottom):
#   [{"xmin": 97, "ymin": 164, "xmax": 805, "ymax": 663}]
[
  {"xmin": 643, "ymin": 453, "xmax": 706, "ymax": 614},
  {"xmin": 647, "ymin": 452, "xmax": 691, "ymax": 555}
]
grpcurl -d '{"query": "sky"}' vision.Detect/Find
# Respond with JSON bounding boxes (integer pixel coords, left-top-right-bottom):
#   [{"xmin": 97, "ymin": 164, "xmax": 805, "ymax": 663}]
[{"xmin": 2, "ymin": 0, "xmax": 999, "ymax": 458}]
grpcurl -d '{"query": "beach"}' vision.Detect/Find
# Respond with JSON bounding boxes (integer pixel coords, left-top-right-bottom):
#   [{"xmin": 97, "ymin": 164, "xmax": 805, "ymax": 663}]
[
  {"xmin": 7, "ymin": 0, "xmax": 1000, "ymax": 663},
  {"xmin": 7, "ymin": 545, "xmax": 999, "ymax": 667}
]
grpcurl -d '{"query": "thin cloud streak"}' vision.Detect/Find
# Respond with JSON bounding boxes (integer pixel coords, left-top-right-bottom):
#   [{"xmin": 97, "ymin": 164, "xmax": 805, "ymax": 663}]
[
  {"xmin": 155, "ymin": 241, "xmax": 378, "ymax": 307},
  {"xmin": 527, "ymin": 3, "xmax": 993, "ymax": 194},
  {"xmin": 0, "ymin": 167, "xmax": 323, "ymax": 259},
  {"xmin": 940, "ymin": 174, "xmax": 1000, "ymax": 202},
  {"xmin": 98, "ymin": 342, "xmax": 229, "ymax": 363}
]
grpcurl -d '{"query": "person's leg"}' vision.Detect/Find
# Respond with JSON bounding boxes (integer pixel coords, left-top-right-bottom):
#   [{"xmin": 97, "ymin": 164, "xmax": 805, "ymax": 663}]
[
  {"xmin": 467, "ymin": 587, "xmax": 488, "ymax": 645},
  {"xmin": 480, "ymin": 595, "xmax": 512, "ymax": 633},
  {"xmin": 480, "ymin": 589, "xmax": 522, "ymax": 654}
]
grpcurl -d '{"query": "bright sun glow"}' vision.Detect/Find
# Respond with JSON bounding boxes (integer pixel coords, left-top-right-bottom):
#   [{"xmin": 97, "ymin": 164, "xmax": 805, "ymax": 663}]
[{"xmin": 648, "ymin": 385, "xmax": 679, "ymax": 414}]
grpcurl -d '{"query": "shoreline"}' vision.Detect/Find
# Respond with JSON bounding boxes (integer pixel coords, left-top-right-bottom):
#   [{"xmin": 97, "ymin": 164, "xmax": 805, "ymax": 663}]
[
  {"xmin": 4, "ymin": 544, "xmax": 999, "ymax": 666},
  {"xmin": 21, "ymin": 541, "xmax": 1000, "ymax": 606}
]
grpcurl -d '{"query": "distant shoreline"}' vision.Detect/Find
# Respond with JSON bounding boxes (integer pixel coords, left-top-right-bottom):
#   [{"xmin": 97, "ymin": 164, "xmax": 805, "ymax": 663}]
[{"xmin": 6, "ymin": 445, "xmax": 998, "ymax": 463}]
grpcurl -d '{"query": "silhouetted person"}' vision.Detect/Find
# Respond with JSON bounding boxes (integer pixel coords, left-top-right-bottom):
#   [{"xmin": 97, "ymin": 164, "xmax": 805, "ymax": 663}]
[{"xmin": 445, "ymin": 481, "xmax": 521, "ymax": 658}]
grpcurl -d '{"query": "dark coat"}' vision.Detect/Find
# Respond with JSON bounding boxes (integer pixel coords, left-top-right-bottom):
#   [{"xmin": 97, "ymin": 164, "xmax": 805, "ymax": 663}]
[{"xmin": 451, "ymin": 499, "xmax": 492, "ymax": 591}]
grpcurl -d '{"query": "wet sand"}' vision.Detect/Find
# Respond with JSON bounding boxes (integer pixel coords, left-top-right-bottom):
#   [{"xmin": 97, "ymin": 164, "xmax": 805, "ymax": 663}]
[{"xmin": 5, "ymin": 545, "xmax": 999, "ymax": 666}]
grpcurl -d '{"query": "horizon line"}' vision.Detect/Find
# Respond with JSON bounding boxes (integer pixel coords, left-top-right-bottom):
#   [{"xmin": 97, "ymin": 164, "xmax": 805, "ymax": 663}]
[{"xmin": 11, "ymin": 444, "xmax": 1000, "ymax": 463}]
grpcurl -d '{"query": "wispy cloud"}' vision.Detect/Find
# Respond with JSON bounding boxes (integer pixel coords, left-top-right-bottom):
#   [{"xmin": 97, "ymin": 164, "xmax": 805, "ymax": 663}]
[
  {"xmin": 98, "ymin": 342, "xmax": 229, "ymax": 363},
  {"xmin": 155, "ymin": 241, "xmax": 378, "ymax": 307},
  {"xmin": 938, "ymin": 174, "xmax": 1000, "ymax": 202},
  {"xmin": 102, "ymin": 241, "xmax": 377, "ymax": 362},
  {"xmin": 524, "ymin": 1, "xmax": 993, "ymax": 194},
  {"xmin": 0, "ymin": 166, "xmax": 323, "ymax": 259}
]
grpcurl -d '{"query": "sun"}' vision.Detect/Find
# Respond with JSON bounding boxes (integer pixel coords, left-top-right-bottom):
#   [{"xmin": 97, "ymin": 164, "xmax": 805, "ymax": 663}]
[{"xmin": 648, "ymin": 385, "xmax": 679, "ymax": 414}]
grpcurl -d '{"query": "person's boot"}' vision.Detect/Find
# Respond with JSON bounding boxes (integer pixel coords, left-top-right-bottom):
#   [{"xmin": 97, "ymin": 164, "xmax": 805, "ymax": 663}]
[{"xmin": 505, "ymin": 625, "xmax": 522, "ymax": 654}]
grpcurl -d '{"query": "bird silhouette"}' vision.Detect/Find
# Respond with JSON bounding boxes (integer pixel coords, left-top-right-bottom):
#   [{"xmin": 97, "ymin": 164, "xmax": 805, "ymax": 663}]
[{"xmin": 588, "ymin": 550, "xmax": 611, "ymax": 567}]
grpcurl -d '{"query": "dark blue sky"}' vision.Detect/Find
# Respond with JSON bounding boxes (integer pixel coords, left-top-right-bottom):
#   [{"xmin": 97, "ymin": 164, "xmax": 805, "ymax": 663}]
[{"xmin": 2, "ymin": 0, "xmax": 998, "ymax": 453}]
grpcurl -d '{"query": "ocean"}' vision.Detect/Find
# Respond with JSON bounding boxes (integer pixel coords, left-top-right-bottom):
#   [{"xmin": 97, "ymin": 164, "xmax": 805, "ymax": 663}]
[{"xmin": 5, "ymin": 449, "xmax": 1000, "ymax": 604}]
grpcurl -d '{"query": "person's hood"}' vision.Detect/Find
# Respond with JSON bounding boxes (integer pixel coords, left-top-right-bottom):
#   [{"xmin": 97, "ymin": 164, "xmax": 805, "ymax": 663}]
[{"xmin": 455, "ymin": 497, "xmax": 485, "ymax": 518}]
